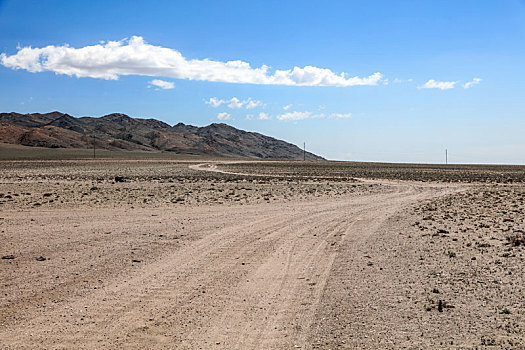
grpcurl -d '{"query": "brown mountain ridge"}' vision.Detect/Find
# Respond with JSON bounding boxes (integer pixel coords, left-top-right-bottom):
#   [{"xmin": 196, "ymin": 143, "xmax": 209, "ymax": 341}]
[{"xmin": 0, "ymin": 112, "xmax": 324, "ymax": 160}]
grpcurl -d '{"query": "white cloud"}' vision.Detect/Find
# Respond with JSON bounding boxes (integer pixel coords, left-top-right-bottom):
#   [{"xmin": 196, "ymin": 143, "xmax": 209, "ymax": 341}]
[
  {"xmin": 463, "ymin": 77, "xmax": 481, "ymax": 89},
  {"xmin": 0, "ymin": 36, "xmax": 384, "ymax": 87},
  {"xmin": 276, "ymin": 111, "xmax": 313, "ymax": 121},
  {"xmin": 227, "ymin": 97, "xmax": 244, "ymax": 109},
  {"xmin": 393, "ymin": 78, "xmax": 413, "ymax": 83},
  {"xmin": 217, "ymin": 112, "xmax": 232, "ymax": 121},
  {"xmin": 148, "ymin": 79, "xmax": 174, "ymax": 90},
  {"xmin": 205, "ymin": 96, "xmax": 264, "ymax": 109},
  {"xmin": 274, "ymin": 110, "xmax": 352, "ymax": 121},
  {"xmin": 246, "ymin": 112, "xmax": 270, "ymax": 120},
  {"xmin": 329, "ymin": 113, "xmax": 351, "ymax": 119},
  {"xmin": 419, "ymin": 79, "xmax": 457, "ymax": 90},
  {"xmin": 205, "ymin": 97, "xmax": 223, "ymax": 107},
  {"xmin": 283, "ymin": 104, "xmax": 292, "ymax": 110},
  {"xmin": 245, "ymin": 99, "xmax": 263, "ymax": 109},
  {"xmin": 258, "ymin": 112, "xmax": 271, "ymax": 120},
  {"xmin": 246, "ymin": 110, "xmax": 351, "ymax": 122}
]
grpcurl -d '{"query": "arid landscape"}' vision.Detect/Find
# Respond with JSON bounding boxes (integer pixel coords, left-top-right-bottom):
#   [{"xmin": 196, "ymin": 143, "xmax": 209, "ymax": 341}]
[
  {"xmin": 1, "ymin": 155, "xmax": 523, "ymax": 349},
  {"xmin": 2, "ymin": 0, "xmax": 524, "ymax": 348}
]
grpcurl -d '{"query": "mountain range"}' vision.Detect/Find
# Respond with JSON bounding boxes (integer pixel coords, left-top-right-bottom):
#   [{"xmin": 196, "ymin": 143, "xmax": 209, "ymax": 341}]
[{"xmin": 0, "ymin": 112, "xmax": 323, "ymax": 160}]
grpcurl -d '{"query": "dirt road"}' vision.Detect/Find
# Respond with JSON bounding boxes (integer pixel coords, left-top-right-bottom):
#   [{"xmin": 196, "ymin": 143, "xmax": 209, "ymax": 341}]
[{"xmin": 0, "ymin": 164, "xmax": 457, "ymax": 349}]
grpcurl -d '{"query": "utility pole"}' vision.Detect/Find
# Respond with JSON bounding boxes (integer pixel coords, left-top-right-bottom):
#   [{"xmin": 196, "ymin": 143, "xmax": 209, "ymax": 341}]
[
  {"xmin": 93, "ymin": 134, "xmax": 96, "ymax": 159},
  {"xmin": 303, "ymin": 142, "xmax": 306, "ymax": 161},
  {"xmin": 445, "ymin": 149, "xmax": 448, "ymax": 165}
]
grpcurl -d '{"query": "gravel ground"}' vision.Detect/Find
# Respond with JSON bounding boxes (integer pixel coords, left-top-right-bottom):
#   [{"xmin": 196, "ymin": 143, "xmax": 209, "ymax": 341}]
[{"xmin": 0, "ymin": 159, "xmax": 523, "ymax": 349}]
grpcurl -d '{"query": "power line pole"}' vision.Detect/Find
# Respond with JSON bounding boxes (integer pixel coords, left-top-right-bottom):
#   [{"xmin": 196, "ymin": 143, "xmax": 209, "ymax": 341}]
[
  {"xmin": 445, "ymin": 149, "xmax": 448, "ymax": 165},
  {"xmin": 303, "ymin": 142, "xmax": 306, "ymax": 161},
  {"xmin": 93, "ymin": 134, "xmax": 96, "ymax": 159}
]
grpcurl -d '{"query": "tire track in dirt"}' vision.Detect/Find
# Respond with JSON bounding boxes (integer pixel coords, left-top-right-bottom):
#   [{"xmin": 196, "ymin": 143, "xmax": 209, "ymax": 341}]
[
  {"xmin": 189, "ymin": 162, "xmax": 355, "ymax": 181},
  {"xmin": 0, "ymin": 164, "xmax": 459, "ymax": 349}
]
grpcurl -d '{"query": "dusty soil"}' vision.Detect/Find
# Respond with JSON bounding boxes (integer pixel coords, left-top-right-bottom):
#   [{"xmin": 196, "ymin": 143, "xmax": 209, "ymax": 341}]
[{"xmin": 0, "ymin": 159, "xmax": 523, "ymax": 349}]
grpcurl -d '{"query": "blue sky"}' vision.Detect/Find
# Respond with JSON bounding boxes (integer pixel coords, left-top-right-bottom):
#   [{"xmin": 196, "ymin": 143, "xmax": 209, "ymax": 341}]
[{"xmin": 1, "ymin": 0, "xmax": 524, "ymax": 163}]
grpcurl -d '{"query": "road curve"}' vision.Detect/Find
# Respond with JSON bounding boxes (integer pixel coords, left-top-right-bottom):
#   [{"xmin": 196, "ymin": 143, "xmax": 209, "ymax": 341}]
[{"xmin": 0, "ymin": 165, "xmax": 456, "ymax": 349}]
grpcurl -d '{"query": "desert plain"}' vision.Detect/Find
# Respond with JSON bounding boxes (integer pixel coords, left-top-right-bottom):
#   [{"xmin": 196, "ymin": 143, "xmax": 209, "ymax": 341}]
[{"xmin": 0, "ymin": 153, "xmax": 524, "ymax": 349}]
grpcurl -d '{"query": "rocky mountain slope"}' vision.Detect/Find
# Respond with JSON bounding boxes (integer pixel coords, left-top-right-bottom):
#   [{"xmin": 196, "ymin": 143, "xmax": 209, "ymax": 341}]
[{"xmin": 0, "ymin": 112, "xmax": 323, "ymax": 160}]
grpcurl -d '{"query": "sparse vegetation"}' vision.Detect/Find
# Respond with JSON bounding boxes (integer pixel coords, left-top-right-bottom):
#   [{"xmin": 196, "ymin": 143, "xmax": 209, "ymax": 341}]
[{"xmin": 1, "ymin": 158, "xmax": 523, "ymax": 348}]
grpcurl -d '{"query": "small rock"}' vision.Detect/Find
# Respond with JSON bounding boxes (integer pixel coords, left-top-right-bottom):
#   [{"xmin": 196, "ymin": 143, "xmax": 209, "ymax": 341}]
[
  {"xmin": 1, "ymin": 255, "xmax": 15, "ymax": 260},
  {"xmin": 438, "ymin": 300, "xmax": 444, "ymax": 312},
  {"xmin": 36, "ymin": 256, "xmax": 46, "ymax": 261},
  {"xmin": 115, "ymin": 176, "xmax": 130, "ymax": 183}
]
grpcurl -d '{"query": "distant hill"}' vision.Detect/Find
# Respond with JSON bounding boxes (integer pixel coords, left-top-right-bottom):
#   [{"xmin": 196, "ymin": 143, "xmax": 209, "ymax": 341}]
[{"xmin": 0, "ymin": 112, "xmax": 324, "ymax": 160}]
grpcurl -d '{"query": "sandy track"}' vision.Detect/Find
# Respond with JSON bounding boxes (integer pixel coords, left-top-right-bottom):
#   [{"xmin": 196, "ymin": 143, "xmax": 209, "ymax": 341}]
[
  {"xmin": 0, "ymin": 165, "xmax": 456, "ymax": 349},
  {"xmin": 188, "ymin": 162, "xmax": 354, "ymax": 181}
]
